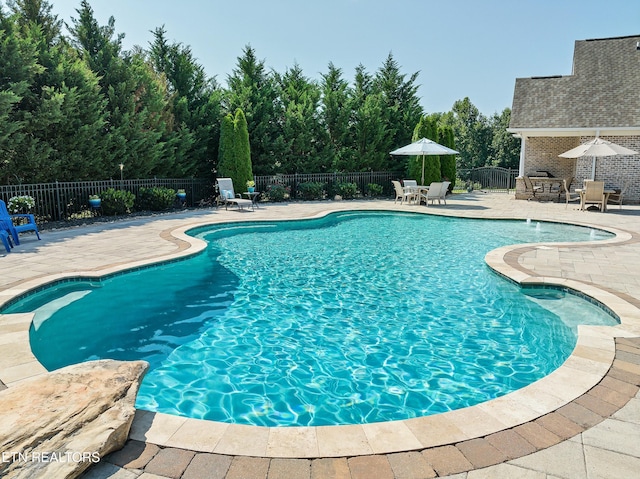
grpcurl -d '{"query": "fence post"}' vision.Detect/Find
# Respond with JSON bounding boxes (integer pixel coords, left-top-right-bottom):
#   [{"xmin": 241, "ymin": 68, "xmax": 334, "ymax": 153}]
[{"xmin": 55, "ymin": 180, "xmax": 63, "ymax": 221}]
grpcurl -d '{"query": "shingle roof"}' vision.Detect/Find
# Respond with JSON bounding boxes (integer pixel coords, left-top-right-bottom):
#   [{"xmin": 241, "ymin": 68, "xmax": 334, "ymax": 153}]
[{"xmin": 510, "ymin": 35, "xmax": 640, "ymax": 130}]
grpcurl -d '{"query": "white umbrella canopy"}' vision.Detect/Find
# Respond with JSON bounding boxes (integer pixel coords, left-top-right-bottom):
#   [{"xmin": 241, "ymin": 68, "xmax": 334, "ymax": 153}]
[
  {"xmin": 558, "ymin": 138, "xmax": 638, "ymax": 180},
  {"xmin": 390, "ymin": 138, "xmax": 459, "ymax": 184}
]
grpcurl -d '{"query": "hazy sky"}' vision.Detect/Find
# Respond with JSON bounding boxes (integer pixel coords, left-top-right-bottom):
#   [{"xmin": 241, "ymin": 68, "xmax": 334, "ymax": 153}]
[{"xmin": 47, "ymin": 0, "xmax": 640, "ymax": 115}]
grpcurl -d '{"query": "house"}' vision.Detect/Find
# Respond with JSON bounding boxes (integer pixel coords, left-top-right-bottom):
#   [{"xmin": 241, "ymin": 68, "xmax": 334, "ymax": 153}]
[{"xmin": 508, "ymin": 35, "xmax": 640, "ymax": 201}]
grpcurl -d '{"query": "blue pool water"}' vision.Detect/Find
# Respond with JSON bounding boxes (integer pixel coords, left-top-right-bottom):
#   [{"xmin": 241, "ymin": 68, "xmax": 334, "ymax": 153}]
[{"xmin": 8, "ymin": 211, "xmax": 619, "ymax": 427}]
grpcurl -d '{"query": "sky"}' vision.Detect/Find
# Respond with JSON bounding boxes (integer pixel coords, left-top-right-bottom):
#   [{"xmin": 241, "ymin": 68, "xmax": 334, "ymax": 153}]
[{"xmin": 45, "ymin": 0, "xmax": 640, "ymax": 116}]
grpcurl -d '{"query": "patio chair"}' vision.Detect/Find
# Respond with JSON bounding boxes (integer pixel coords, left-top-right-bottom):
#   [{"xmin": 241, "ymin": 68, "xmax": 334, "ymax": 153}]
[
  {"xmin": 392, "ymin": 180, "xmax": 417, "ymax": 205},
  {"xmin": 606, "ymin": 179, "xmax": 629, "ymax": 209},
  {"xmin": 440, "ymin": 181, "xmax": 451, "ymax": 205},
  {"xmin": 0, "ymin": 220, "xmax": 13, "ymax": 253},
  {"xmin": 421, "ymin": 182, "xmax": 445, "ymax": 206},
  {"xmin": 403, "ymin": 179, "xmax": 419, "ymax": 204},
  {"xmin": 563, "ymin": 179, "xmax": 580, "ymax": 209},
  {"xmin": 216, "ymin": 178, "xmax": 254, "ymax": 211},
  {"xmin": 580, "ymin": 180, "xmax": 605, "ymax": 212},
  {"xmin": 522, "ymin": 176, "xmax": 542, "ymax": 199},
  {"xmin": 561, "ymin": 176, "xmax": 574, "ymax": 193},
  {"xmin": 0, "ymin": 200, "xmax": 41, "ymax": 245}
]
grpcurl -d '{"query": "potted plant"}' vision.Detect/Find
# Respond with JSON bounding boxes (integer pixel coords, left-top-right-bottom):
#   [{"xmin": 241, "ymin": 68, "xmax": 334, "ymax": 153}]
[
  {"xmin": 246, "ymin": 180, "xmax": 255, "ymax": 193},
  {"xmin": 88, "ymin": 195, "xmax": 101, "ymax": 208},
  {"xmin": 176, "ymin": 189, "xmax": 187, "ymax": 200}
]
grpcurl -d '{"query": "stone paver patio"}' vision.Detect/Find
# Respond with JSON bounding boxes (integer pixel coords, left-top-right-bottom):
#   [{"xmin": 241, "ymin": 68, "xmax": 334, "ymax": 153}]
[{"xmin": 1, "ymin": 193, "xmax": 639, "ymax": 478}]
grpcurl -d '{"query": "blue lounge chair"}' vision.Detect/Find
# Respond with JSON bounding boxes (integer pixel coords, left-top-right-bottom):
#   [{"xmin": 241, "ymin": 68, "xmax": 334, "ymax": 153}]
[{"xmin": 0, "ymin": 199, "xmax": 41, "ymax": 245}]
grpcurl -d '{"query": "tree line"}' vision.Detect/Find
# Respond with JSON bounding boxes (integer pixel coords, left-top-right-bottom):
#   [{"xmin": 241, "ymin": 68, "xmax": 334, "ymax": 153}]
[{"xmin": 0, "ymin": 0, "xmax": 520, "ymax": 186}]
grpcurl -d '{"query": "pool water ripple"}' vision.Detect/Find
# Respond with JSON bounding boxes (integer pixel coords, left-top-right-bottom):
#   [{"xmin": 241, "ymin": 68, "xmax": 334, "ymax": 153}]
[{"xmin": 17, "ymin": 211, "xmax": 619, "ymax": 427}]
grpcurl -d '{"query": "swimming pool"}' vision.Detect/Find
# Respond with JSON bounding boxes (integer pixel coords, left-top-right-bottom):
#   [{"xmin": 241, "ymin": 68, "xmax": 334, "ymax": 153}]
[{"xmin": 9, "ymin": 211, "xmax": 618, "ymax": 427}]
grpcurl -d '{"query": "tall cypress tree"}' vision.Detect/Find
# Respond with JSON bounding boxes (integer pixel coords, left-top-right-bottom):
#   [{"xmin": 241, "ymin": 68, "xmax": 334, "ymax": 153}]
[
  {"xmin": 234, "ymin": 108, "xmax": 253, "ymax": 187},
  {"xmin": 217, "ymin": 108, "xmax": 252, "ymax": 192},
  {"xmin": 438, "ymin": 125, "xmax": 456, "ymax": 191}
]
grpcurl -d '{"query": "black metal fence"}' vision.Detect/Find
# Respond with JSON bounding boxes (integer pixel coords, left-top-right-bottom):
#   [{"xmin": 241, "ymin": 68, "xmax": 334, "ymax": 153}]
[
  {"xmin": 1, "ymin": 168, "xmax": 515, "ymax": 224},
  {"xmin": 0, "ymin": 178, "xmax": 213, "ymax": 223},
  {"xmin": 458, "ymin": 167, "xmax": 518, "ymax": 192},
  {"xmin": 254, "ymin": 171, "xmax": 403, "ymax": 199}
]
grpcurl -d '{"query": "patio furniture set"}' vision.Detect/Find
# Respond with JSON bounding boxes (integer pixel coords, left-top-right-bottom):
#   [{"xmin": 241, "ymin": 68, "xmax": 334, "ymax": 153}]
[
  {"xmin": 524, "ymin": 174, "xmax": 627, "ymax": 212},
  {"xmin": 392, "ymin": 180, "xmax": 451, "ymax": 206}
]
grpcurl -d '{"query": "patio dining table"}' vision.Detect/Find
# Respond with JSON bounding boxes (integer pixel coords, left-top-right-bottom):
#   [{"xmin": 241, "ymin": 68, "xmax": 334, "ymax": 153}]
[
  {"xmin": 575, "ymin": 188, "xmax": 616, "ymax": 212},
  {"xmin": 405, "ymin": 185, "xmax": 429, "ymax": 204}
]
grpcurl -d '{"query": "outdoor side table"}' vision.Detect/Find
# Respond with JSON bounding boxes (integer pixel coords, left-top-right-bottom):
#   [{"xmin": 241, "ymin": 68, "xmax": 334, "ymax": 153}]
[{"xmin": 242, "ymin": 191, "xmax": 260, "ymax": 208}]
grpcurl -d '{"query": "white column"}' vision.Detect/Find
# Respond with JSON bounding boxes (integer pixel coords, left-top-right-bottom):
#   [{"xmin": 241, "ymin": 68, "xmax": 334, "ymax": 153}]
[{"xmin": 518, "ymin": 136, "xmax": 526, "ymax": 177}]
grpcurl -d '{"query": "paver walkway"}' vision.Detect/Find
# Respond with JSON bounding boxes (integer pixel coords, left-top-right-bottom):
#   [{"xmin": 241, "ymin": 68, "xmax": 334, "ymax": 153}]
[{"xmin": 1, "ymin": 193, "xmax": 639, "ymax": 479}]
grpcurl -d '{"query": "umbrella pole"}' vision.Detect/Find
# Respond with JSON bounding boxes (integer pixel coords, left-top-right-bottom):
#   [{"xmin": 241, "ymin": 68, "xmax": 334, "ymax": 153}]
[
  {"xmin": 421, "ymin": 156, "xmax": 425, "ymax": 185},
  {"xmin": 591, "ymin": 157, "xmax": 596, "ymax": 180}
]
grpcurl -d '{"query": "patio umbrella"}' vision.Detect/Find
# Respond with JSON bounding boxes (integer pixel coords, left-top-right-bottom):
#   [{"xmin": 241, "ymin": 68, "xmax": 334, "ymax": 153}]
[
  {"xmin": 558, "ymin": 137, "xmax": 638, "ymax": 180},
  {"xmin": 390, "ymin": 138, "xmax": 459, "ymax": 185}
]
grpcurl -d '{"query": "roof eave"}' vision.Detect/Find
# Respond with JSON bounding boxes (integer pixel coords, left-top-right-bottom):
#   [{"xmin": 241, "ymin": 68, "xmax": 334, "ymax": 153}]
[{"xmin": 506, "ymin": 127, "xmax": 640, "ymax": 138}]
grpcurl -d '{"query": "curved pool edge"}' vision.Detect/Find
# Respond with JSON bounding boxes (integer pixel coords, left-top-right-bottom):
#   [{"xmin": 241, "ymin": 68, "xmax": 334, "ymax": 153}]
[{"xmin": 1, "ymin": 202, "xmax": 640, "ymax": 459}]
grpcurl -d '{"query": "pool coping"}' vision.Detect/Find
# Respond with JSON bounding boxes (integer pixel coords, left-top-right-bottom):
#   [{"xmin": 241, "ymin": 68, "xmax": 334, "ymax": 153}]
[{"xmin": 1, "ymin": 206, "xmax": 640, "ymax": 462}]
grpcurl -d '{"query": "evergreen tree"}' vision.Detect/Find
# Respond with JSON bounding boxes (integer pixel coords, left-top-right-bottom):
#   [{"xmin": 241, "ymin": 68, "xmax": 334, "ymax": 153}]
[
  {"xmin": 0, "ymin": 5, "xmax": 42, "ymax": 183},
  {"xmin": 451, "ymin": 97, "xmax": 491, "ymax": 169},
  {"xmin": 7, "ymin": 0, "xmax": 62, "ymax": 45},
  {"xmin": 438, "ymin": 124, "xmax": 456, "ymax": 191},
  {"xmin": 217, "ymin": 108, "xmax": 252, "ymax": 192},
  {"xmin": 351, "ymin": 64, "xmax": 388, "ymax": 171},
  {"xmin": 320, "ymin": 62, "xmax": 353, "ymax": 171},
  {"xmin": 489, "ymin": 108, "xmax": 520, "ymax": 168},
  {"xmin": 148, "ymin": 26, "xmax": 221, "ymax": 177},
  {"xmin": 374, "ymin": 53, "xmax": 423, "ymax": 167},
  {"xmin": 69, "ymin": 3, "xmax": 173, "ymax": 179},
  {"xmin": 224, "ymin": 45, "xmax": 278, "ymax": 175},
  {"xmin": 274, "ymin": 64, "xmax": 325, "ymax": 173},
  {"xmin": 4, "ymin": 0, "xmax": 108, "ymax": 182}
]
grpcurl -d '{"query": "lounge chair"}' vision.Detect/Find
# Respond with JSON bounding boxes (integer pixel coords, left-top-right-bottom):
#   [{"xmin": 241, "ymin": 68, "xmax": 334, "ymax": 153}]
[
  {"xmin": 216, "ymin": 178, "xmax": 254, "ymax": 210},
  {"xmin": 580, "ymin": 180, "xmax": 605, "ymax": 212},
  {"xmin": 0, "ymin": 199, "xmax": 41, "ymax": 245},
  {"xmin": 392, "ymin": 180, "xmax": 417, "ymax": 205},
  {"xmin": 563, "ymin": 179, "xmax": 580, "ymax": 209}
]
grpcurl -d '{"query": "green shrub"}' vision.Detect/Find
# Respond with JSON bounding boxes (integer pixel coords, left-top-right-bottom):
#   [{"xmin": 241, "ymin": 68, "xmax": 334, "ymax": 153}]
[
  {"xmin": 7, "ymin": 195, "xmax": 35, "ymax": 214},
  {"xmin": 136, "ymin": 187, "xmax": 176, "ymax": 211},
  {"xmin": 265, "ymin": 184, "xmax": 289, "ymax": 202},
  {"xmin": 366, "ymin": 183, "xmax": 384, "ymax": 197},
  {"xmin": 335, "ymin": 182, "xmax": 358, "ymax": 199},
  {"xmin": 100, "ymin": 188, "xmax": 135, "ymax": 216},
  {"xmin": 298, "ymin": 181, "xmax": 325, "ymax": 200}
]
